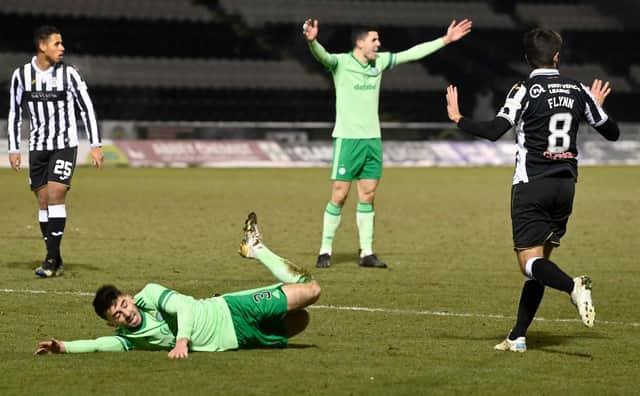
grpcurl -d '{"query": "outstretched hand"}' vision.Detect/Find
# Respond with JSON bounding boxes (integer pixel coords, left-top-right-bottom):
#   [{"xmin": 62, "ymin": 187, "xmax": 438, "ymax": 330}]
[
  {"xmin": 443, "ymin": 19, "xmax": 473, "ymax": 45},
  {"xmin": 590, "ymin": 79, "xmax": 611, "ymax": 106},
  {"xmin": 34, "ymin": 339, "xmax": 66, "ymax": 355},
  {"xmin": 302, "ymin": 19, "xmax": 318, "ymax": 42},
  {"xmin": 446, "ymin": 85, "xmax": 462, "ymax": 124}
]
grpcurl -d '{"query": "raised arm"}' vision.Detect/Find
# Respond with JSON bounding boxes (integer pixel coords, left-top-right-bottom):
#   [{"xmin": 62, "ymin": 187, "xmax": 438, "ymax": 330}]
[
  {"xmin": 446, "ymin": 85, "xmax": 511, "ymax": 141},
  {"xmin": 395, "ymin": 19, "xmax": 472, "ymax": 65},
  {"xmin": 34, "ymin": 336, "xmax": 130, "ymax": 355},
  {"xmin": 303, "ymin": 19, "xmax": 338, "ymax": 70},
  {"xmin": 586, "ymin": 79, "xmax": 619, "ymax": 141}
]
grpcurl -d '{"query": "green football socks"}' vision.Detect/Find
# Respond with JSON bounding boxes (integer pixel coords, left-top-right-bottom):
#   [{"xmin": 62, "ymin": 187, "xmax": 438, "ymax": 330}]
[
  {"xmin": 255, "ymin": 246, "xmax": 312, "ymax": 283},
  {"xmin": 356, "ymin": 202, "xmax": 374, "ymax": 256},
  {"xmin": 320, "ymin": 201, "xmax": 342, "ymax": 254}
]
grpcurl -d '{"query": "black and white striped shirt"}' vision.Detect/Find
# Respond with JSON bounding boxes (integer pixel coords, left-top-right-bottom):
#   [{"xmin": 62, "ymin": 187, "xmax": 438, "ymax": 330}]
[
  {"xmin": 496, "ymin": 68, "xmax": 608, "ymax": 184},
  {"xmin": 7, "ymin": 56, "xmax": 101, "ymax": 153}
]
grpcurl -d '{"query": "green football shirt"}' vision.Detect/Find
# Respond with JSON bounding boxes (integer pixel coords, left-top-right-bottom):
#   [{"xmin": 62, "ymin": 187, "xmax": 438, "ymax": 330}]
[
  {"xmin": 309, "ymin": 38, "xmax": 445, "ymax": 139},
  {"xmin": 63, "ymin": 283, "xmax": 238, "ymax": 353},
  {"xmin": 330, "ymin": 51, "xmax": 395, "ymax": 139}
]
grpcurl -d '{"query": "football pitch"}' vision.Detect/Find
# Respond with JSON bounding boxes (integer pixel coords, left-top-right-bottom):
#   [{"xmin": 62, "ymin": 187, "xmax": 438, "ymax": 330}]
[{"xmin": 1, "ymin": 166, "xmax": 638, "ymax": 395}]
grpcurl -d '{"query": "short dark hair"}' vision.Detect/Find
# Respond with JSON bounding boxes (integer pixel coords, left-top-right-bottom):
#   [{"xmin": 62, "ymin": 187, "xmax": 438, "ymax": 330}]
[
  {"xmin": 351, "ymin": 27, "xmax": 377, "ymax": 47},
  {"xmin": 33, "ymin": 25, "xmax": 61, "ymax": 51},
  {"xmin": 93, "ymin": 285, "xmax": 122, "ymax": 319},
  {"xmin": 523, "ymin": 28, "xmax": 563, "ymax": 68}
]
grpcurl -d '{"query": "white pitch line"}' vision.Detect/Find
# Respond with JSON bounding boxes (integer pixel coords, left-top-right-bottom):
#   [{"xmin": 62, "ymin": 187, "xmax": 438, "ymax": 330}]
[
  {"xmin": 310, "ymin": 304, "xmax": 640, "ymax": 327},
  {"xmin": 0, "ymin": 288, "xmax": 94, "ymax": 297},
  {"xmin": 2, "ymin": 288, "xmax": 639, "ymax": 328}
]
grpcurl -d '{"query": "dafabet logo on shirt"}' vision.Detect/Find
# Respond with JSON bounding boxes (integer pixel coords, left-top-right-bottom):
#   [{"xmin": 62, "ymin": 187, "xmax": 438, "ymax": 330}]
[
  {"xmin": 354, "ymin": 83, "xmax": 376, "ymax": 90},
  {"xmin": 354, "ymin": 72, "xmax": 377, "ymax": 90}
]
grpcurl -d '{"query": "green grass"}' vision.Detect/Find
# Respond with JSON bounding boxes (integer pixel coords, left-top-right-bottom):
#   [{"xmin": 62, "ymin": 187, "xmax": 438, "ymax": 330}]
[{"xmin": 1, "ymin": 166, "xmax": 639, "ymax": 395}]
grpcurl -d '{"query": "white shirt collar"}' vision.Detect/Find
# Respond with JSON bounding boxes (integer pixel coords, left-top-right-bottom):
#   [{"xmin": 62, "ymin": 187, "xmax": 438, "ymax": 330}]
[{"xmin": 529, "ymin": 68, "xmax": 559, "ymax": 78}]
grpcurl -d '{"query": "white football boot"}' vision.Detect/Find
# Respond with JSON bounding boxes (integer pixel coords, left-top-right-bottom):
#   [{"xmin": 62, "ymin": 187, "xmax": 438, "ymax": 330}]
[
  {"xmin": 239, "ymin": 212, "xmax": 264, "ymax": 258},
  {"xmin": 571, "ymin": 275, "xmax": 595, "ymax": 328},
  {"xmin": 494, "ymin": 336, "xmax": 527, "ymax": 353}
]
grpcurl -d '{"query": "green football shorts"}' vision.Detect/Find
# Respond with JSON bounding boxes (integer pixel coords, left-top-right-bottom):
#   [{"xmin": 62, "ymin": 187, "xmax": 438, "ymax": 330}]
[
  {"xmin": 223, "ymin": 283, "xmax": 289, "ymax": 349},
  {"xmin": 331, "ymin": 137, "xmax": 383, "ymax": 181}
]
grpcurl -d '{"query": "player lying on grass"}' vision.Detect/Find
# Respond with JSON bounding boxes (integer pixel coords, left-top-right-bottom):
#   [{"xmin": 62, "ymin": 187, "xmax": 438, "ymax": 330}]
[{"xmin": 34, "ymin": 213, "xmax": 320, "ymax": 358}]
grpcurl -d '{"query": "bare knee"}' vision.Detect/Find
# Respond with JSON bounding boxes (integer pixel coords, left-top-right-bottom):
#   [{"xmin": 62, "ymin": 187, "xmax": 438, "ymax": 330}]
[
  {"xmin": 283, "ymin": 281, "xmax": 322, "ymax": 311},
  {"xmin": 357, "ymin": 179, "xmax": 379, "ymax": 203},
  {"xmin": 37, "ymin": 196, "xmax": 48, "ymax": 209},
  {"xmin": 331, "ymin": 181, "xmax": 351, "ymax": 206},
  {"xmin": 34, "ymin": 188, "xmax": 48, "ymax": 209},
  {"xmin": 331, "ymin": 189, "xmax": 348, "ymax": 206},
  {"xmin": 46, "ymin": 183, "xmax": 68, "ymax": 205},
  {"xmin": 307, "ymin": 280, "xmax": 321, "ymax": 305},
  {"xmin": 358, "ymin": 190, "xmax": 375, "ymax": 203},
  {"xmin": 517, "ymin": 261, "xmax": 527, "ymax": 276},
  {"xmin": 516, "ymin": 247, "xmax": 546, "ymax": 276}
]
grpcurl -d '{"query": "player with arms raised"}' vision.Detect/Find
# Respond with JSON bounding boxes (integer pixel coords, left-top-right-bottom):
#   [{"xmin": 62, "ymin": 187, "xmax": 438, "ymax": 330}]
[
  {"xmin": 445, "ymin": 28, "xmax": 620, "ymax": 352},
  {"xmin": 303, "ymin": 18, "xmax": 472, "ymax": 269}
]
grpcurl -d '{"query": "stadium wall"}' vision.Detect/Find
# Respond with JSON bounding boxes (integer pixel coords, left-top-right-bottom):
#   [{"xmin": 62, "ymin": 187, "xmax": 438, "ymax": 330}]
[{"xmin": 2, "ymin": 120, "xmax": 639, "ymax": 168}]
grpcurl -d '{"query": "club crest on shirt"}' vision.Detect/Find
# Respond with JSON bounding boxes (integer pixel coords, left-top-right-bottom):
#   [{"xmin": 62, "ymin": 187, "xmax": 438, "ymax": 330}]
[{"xmin": 529, "ymin": 84, "xmax": 546, "ymax": 98}]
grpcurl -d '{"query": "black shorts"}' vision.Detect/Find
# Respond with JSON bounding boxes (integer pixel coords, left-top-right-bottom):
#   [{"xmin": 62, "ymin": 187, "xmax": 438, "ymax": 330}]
[
  {"xmin": 511, "ymin": 177, "xmax": 575, "ymax": 250},
  {"xmin": 29, "ymin": 147, "xmax": 78, "ymax": 191}
]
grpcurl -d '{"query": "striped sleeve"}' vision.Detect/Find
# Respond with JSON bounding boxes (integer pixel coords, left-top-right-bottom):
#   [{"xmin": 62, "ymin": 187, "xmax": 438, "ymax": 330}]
[
  {"xmin": 68, "ymin": 66, "xmax": 101, "ymax": 146},
  {"xmin": 496, "ymin": 82, "xmax": 528, "ymax": 126},
  {"xmin": 580, "ymin": 83, "xmax": 608, "ymax": 127},
  {"xmin": 7, "ymin": 68, "xmax": 23, "ymax": 153},
  {"xmin": 63, "ymin": 336, "xmax": 132, "ymax": 353}
]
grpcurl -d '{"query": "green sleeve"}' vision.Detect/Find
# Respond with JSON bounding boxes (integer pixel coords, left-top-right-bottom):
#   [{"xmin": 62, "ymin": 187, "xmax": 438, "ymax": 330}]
[
  {"xmin": 394, "ymin": 38, "xmax": 446, "ymax": 66},
  {"xmin": 377, "ymin": 52, "xmax": 396, "ymax": 71},
  {"xmin": 64, "ymin": 336, "xmax": 131, "ymax": 353},
  {"xmin": 152, "ymin": 287, "xmax": 195, "ymax": 341},
  {"xmin": 308, "ymin": 40, "xmax": 338, "ymax": 71}
]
